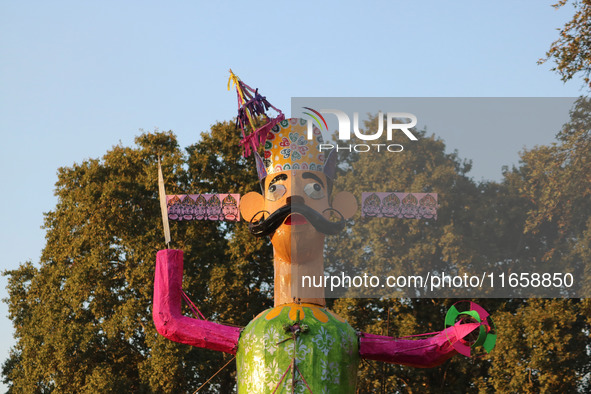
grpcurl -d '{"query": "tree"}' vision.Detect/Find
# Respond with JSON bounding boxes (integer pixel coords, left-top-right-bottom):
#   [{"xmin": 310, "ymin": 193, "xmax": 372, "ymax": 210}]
[
  {"xmin": 540, "ymin": 0, "xmax": 591, "ymax": 89},
  {"xmin": 514, "ymin": 97, "xmax": 591, "ymax": 285},
  {"xmin": 483, "ymin": 299, "xmax": 590, "ymax": 393},
  {"xmin": 2, "ymin": 126, "xmax": 273, "ymax": 393},
  {"xmin": 324, "ymin": 116, "xmax": 501, "ymax": 392},
  {"xmin": 4, "ymin": 110, "xmax": 590, "ymax": 392},
  {"xmin": 328, "ymin": 110, "xmax": 591, "ymax": 392},
  {"xmin": 477, "ymin": 98, "xmax": 591, "ymax": 393}
]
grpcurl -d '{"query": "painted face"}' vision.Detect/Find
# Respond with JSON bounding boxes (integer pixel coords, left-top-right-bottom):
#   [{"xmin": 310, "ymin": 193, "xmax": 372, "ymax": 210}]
[
  {"xmin": 195, "ymin": 195, "xmax": 207, "ymax": 220},
  {"xmin": 222, "ymin": 205, "xmax": 238, "ymax": 220},
  {"xmin": 418, "ymin": 194, "xmax": 437, "ymax": 219},
  {"xmin": 239, "ymin": 169, "xmax": 357, "ymax": 263},
  {"xmin": 401, "ymin": 193, "xmax": 419, "ymax": 218},
  {"xmin": 264, "ymin": 170, "xmax": 330, "ymax": 222},
  {"xmin": 168, "ymin": 195, "xmax": 182, "ymax": 220},
  {"xmin": 381, "ymin": 193, "xmax": 401, "ymax": 218},
  {"xmin": 362, "ymin": 193, "xmax": 381, "ymax": 217},
  {"xmin": 261, "ymin": 170, "xmax": 332, "ymax": 263},
  {"xmin": 207, "ymin": 195, "xmax": 222, "ymax": 220},
  {"xmin": 222, "ymin": 195, "xmax": 239, "ymax": 221},
  {"xmin": 181, "ymin": 195, "xmax": 195, "ymax": 220}
]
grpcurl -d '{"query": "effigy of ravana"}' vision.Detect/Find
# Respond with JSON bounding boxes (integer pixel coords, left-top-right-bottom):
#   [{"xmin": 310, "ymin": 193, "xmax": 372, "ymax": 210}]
[{"xmin": 153, "ymin": 73, "xmax": 492, "ymax": 393}]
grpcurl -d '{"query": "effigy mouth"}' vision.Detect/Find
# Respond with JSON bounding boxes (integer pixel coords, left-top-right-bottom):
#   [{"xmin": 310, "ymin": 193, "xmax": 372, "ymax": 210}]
[
  {"xmin": 285, "ymin": 213, "xmax": 308, "ymax": 225},
  {"xmin": 248, "ymin": 203, "xmax": 345, "ymax": 237}
]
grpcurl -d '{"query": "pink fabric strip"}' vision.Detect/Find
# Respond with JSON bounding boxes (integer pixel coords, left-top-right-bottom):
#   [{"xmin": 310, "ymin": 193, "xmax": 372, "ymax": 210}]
[
  {"xmin": 153, "ymin": 249, "xmax": 241, "ymax": 354},
  {"xmin": 359, "ymin": 323, "xmax": 479, "ymax": 368}
]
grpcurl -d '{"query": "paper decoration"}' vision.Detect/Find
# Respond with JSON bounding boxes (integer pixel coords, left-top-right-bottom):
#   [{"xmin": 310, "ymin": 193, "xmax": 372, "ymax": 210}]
[
  {"xmin": 167, "ymin": 194, "xmax": 240, "ymax": 221},
  {"xmin": 361, "ymin": 192, "xmax": 438, "ymax": 219}
]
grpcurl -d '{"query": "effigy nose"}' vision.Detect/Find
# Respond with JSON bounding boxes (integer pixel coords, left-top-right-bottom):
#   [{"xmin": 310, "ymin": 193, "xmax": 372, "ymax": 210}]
[{"xmin": 286, "ymin": 195, "xmax": 305, "ymax": 205}]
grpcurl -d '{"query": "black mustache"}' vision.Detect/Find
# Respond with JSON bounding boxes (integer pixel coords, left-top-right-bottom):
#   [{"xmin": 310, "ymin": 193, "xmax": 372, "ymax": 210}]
[{"xmin": 248, "ymin": 203, "xmax": 345, "ymax": 237}]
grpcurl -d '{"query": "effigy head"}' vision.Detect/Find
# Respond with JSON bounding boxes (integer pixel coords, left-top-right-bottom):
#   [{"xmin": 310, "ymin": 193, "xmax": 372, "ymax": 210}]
[
  {"xmin": 180, "ymin": 195, "xmax": 196, "ymax": 220},
  {"xmin": 194, "ymin": 194, "xmax": 207, "ymax": 220},
  {"xmin": 206, "ymin": 194, "xmax": 222, "ymax": 220},
  {"xmin": 240, "ymin": 118, "xmax": 357, "ymax": 261},
  {"xmin": 221, "ymin": 194, "xmax": 239, "ymax": 221},
  {"xmin": 361, "ymin": 193, "xmax": 381, "ymax": 217},
  {"xmin": 381, "ymin": 192, "xmax": 401, "ymax": 217}
]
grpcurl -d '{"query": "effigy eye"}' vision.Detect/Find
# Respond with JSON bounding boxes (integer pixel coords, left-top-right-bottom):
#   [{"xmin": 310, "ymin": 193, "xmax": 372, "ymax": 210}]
[
  {"xmin": 304, "ymin": 182, "xmax": 325, "ymax": 199},
  {"xmin": 267, "ymin": 184, "xmax": 286, "ymax": 201}
]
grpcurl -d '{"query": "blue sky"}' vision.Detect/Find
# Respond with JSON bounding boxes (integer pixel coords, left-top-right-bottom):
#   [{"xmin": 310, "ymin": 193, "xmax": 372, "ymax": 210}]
[{"xmin": 0, "ymin": 0, "xmax": 585, "ymax": 386}]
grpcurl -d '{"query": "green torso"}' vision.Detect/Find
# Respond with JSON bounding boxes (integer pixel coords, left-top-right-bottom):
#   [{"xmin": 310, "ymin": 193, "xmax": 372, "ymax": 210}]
[{"xmin": 236, "ymin": 303, "xmax": 359, "ymax": 393}]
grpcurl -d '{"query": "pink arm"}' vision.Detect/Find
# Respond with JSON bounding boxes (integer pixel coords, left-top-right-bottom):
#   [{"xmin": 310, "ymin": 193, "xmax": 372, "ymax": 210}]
[
  {"xmin": 359, "ymin": 323, "xmax": 478, "ymax": 368},
  {"xmin": 153, "ymin": 249, "xmax": 241, "ymax": 354}
]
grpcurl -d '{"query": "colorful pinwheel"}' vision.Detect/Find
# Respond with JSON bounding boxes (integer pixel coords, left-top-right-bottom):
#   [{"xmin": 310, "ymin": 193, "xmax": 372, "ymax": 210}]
[{"xmin": 444, "ymin": 301, "xmax": 497, "ymax": 357}]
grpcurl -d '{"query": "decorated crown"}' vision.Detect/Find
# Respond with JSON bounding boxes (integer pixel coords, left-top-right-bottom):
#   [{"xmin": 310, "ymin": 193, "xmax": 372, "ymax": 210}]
[{"xmin": 254, "ymin": 117, "xmax": 337, "ymax": 180}]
